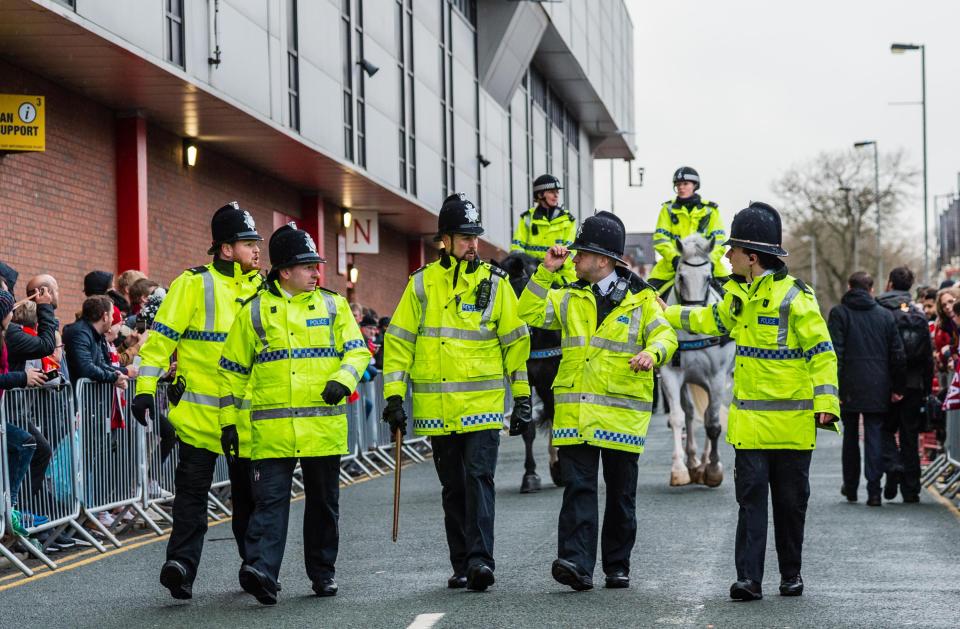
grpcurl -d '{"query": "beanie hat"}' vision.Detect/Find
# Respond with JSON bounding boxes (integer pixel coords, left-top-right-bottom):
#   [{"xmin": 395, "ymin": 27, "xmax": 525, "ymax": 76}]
[
  {"xmin": 84, "ymin": 270, "xmax": 114, "ymax": 296},
  {"xmin": 0, "ymin": 290, "xmax": 14, "ymax": 321}
]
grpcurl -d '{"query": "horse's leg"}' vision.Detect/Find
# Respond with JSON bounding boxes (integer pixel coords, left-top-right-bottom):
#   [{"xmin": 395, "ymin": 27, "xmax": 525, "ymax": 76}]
[
  {"xmin": 662, "ymin": 368, "xmax": 690, "ymax": 486},
  {"xmin": 520, "ymin": 382, "xmax": 543, "ymax": 493},
  {"xmin": 680, "ymin": 384, "xmax": 703, "ymax": 484},
  {"xmin": 703, "ymin": 373, "xmax": 726, "ymax": 487}
]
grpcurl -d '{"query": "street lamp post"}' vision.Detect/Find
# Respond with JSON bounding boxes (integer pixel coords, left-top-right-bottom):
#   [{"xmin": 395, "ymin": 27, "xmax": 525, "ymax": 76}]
[
  {"xmin": 891, "ymin": 42, "xmax": 928, "ymax": 282},
  {"xmin": 838, "ymin": 186, "xmax": 858, "ymax": 271},
  {"xmin": 854, "ymin": 140, "xmax": 882, "ymax": 281},
  {"xmin": 800, "ymin": 234, "xmax": 817, "ymax": 289}
]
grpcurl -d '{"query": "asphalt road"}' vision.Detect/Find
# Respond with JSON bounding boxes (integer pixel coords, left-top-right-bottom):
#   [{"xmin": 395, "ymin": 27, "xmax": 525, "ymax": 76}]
[{"xmin": 2, "ymin": 416, "xmax": 959, "ymax": 628}]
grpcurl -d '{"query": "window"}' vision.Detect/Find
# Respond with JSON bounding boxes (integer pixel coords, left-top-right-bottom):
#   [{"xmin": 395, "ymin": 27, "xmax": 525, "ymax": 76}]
[
  {"xmin": 448, "ymin": 0, "xmax": 476, "ymax": 26},
  {"xmin": 439, "ymin": 0, "xmax": 454, "ymax": 195},
  {"xmin": 341, "ymin": 0, "xmax": 367, "ymax": 166},
  {"xmin": 341, "ymin": 1, "xmax": 354, "ymax": 162},
  {"xmin": 286, "ymin": 0, "xmax": 300, "ymax": 132},
  {"xmin": 523, "ymin": 67, "xmax": 581, "ymax": 210},
  {"xmin": 165, "ymin": 0, "xmax": 185, "ymax": 69},
  {"xmin": 354, "ymin": 0, "xmax": 367, "ymax": 168},
  {"xmin": 396, "ymin": 0, "xmax": 416, "ymax": 194}
]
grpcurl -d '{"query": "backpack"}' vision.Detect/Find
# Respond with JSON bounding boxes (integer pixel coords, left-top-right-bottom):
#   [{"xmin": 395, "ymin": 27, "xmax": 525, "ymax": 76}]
[{"xmin": 890, "ymin": 303, "xmax": 930, "ymax": 366}]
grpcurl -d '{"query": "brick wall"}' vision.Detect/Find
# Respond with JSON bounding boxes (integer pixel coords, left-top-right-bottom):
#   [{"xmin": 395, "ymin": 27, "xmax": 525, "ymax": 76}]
[{"xmin": 0, "ymin": 59, "xmax": 116, "ymax": 319}]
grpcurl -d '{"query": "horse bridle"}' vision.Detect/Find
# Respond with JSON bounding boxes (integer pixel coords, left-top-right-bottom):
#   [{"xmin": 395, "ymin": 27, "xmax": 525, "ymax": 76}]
[{"xmin": 677, "ymin": 258, "xmax": 713, "ymax": 307}]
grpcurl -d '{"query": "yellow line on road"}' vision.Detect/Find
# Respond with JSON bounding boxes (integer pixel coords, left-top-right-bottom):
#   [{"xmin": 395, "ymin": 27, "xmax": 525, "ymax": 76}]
[{"xmin": 926, "ymin": 485, "xmax": 960, "ymax": 523}]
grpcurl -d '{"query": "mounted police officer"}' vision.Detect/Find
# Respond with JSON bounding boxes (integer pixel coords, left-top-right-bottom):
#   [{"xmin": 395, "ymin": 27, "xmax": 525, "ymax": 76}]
[
  {"xmin": 648, "ymin": 167, "xmax": 729, "ymax": 294},
  {"xmin": 132, "ymin": 202, "xmax": 263, "ymax": 600},
  {"xmin": 218, "ymin": 223, "xmax": 370, "ymax": 605},
  {"xmin": 662, "ymin": 202, "xmax": 840, "ymax": 601},
  {"xmin": 383, "ymin": 192, "xmax": 532, "ymax": 592},
  {"xmin": 518, "ymin": 211, "xmax": 678, "ymax": 592},
  {"xmin": 511, "ymin": 174, "xmax": 578, "ymax": 285}
]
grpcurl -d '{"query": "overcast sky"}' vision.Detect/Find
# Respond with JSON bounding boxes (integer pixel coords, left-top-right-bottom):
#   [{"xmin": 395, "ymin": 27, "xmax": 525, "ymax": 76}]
[{"xmin": 598, "ymin": 0, "xmax": 960, "ymax": 238}]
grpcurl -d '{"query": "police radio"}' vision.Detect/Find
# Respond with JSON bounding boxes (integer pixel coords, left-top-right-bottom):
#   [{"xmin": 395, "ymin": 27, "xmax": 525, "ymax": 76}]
[
  {"xmin": 475, "ymin": 279, "xmax": 492, "ymax": 310},
  {"xmin": 609, "ymin": 278, "xmax": 629, "ymax": 306}
]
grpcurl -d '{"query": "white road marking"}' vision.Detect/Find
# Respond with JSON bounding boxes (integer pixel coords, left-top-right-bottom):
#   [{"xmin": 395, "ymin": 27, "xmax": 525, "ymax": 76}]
[{"xmin": 406, "ymin": 612, "xmax": 445, "ymax": 629}]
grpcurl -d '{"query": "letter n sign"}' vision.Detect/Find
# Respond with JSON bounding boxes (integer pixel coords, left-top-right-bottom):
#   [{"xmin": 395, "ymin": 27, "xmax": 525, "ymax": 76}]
[{"xmin": 345, "ymin": 210, "xmax": 379, "ymax": 254}]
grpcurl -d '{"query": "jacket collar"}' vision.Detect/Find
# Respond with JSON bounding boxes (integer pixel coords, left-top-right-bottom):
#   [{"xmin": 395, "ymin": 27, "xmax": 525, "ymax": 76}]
[
  {"xmin": 212, "ymin": 257, "xmax": 262, "ymax": 282},
  {"xmin": 727, "ymin": 263, "xmax": 790, "ymax": 298},
  {"xmin": 672, "ymin": 194, "xmax": 702, "ymax": 210}
]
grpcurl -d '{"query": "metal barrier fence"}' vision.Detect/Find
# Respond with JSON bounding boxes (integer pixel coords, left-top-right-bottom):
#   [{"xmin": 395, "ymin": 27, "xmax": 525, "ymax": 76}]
[{"xmin": 922, "ymin": 409, "xmax": 960, "ymax": 504}]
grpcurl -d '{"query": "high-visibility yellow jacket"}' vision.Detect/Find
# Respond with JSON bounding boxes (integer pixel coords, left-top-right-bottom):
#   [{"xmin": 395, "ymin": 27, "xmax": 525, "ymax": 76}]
[
  {"xmin": 137, "ymin": 260, "xmax": 262, "ymax": 455},
  {"xmin": 664, "ymin": 268, "xmax": 841, "ymax": 450},
  {"xmin": 383, "ymin": 256, "xmax": 531, "ymax": 435},
  {"xmin": 650, "ymin": 197, "xmax": 729, "ymax": 286},
  {"xmin": 217, "ymin": 281, "xmax": 370, "ymax": 460},
  {"xmin": 511, "ymin": 207, "xmax": 578, "ymax": 285},
  {"xmin": 518, "ymin": 265, "xmax": 678, "ymax": 454}
]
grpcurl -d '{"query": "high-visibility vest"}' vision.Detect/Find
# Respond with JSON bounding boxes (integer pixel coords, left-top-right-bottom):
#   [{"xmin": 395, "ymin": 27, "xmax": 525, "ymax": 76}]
[
  {"xmin": 650, "ymin": 198, "xmax": 729, "ymax": 284},
  {"xmin": 511, "ymin": 207, "xmax": 578, "ymax": 285},
  {"xmin": 137, "ymin": 261, "xmax": 262, "ymax": 455},
  {"xmin": 384, "ymin": 257, "xmax": 531, "ymax": 435},
  {"xmin": 518, "ymin": 264, "xmax": 678, "ymax": 454},
  {"xmin": 218, "ymin": 282, "xmax": 370, "ymax": 460}
]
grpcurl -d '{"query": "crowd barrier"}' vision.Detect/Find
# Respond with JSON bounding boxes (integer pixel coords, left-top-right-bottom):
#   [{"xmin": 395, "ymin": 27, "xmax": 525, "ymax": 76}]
[
  {"xmin": 0, "ymin": 373, "xmax": 439, "ymax": 577},
  {"xmin": 922, "ymin": 409, "xmax": 960, "ymax": 505}
]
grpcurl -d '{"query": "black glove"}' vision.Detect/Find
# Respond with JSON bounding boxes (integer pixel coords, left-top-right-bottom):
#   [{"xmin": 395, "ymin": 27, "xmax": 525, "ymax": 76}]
[
  {"xmin": 382, "ymin": 395, "xmax": 407, "ymax": 434},
  {"xmin": 510, "ymin": 396, "xmax": 532, "ymax": 436},
  {"xmin": 221, "ymin": 425, "xmax": 240, "ymax": 465},
  {"xmin": 131, "ymin": 393, "xmax": 155, "ymax": 426},
  {"xmin": 321, "ymin": 380, "xmax": 350, "ymax": 406}
]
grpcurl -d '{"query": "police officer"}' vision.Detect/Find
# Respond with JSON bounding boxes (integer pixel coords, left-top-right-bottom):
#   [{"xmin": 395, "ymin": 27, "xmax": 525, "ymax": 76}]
[
  {"xmin": 662, "ymin": 202, "xmax": 840, "ymax": 601},
  {"xmin": 511, "ymin": 174, "xmax": 578, "ymax": 285},
  {"xmin": 517, "ymin": 211, "xmax": 678, "ymax": 592},
  {"xmin": 648, "ymin": 167, "xmax": 729, "ymax": 293},
  {"xmin": 218, "ymin": 223, "xmax": 370, "ymax": 605},
  {"xmin": 132, "ymin": 202, "xmax": 263, "ymax": 600},
  {"xmin": 382, "ymin": 192, "xmax": 532, "ymax": 592}
]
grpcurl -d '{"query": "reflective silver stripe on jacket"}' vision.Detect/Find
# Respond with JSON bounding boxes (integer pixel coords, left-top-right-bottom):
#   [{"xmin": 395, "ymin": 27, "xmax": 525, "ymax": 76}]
[
  {"xmin": 778, "ymin": 285, "xmax": 800, "ymax": 347},
  {"xmin": 680, "ymin": 307, "xmax": 693, "ymax": 332},
  {"xmin": 420, "ymin": 327, "xmax": 497, "ymax": 341},
  {"xmin": 341, "ymin": 364, "xmax": 361, "ymax": 384},
  {"xmin": 138, "ymin": 365, "xmax": 164, "ymax": 378},
  {"xmin": 251, "ymin": 404, "xmax": 348, "ymax": 421},
  {"xmin": 414, "ymin": 271, "xmax": 427, "ymax": 328},
  {"xmin": 643, "ymin": 317, "xmax": 668, "ymax": 344},
  {"xmin": 180, "ymin": 391, "xmax": 229, "ymax": 408},
  {"xmin": 813, "ymin": 384, "xmax": 839, "ymax": 397},
  {"xmin": 627, "ymin": 308, "xmax": 642, "ymax": 346},
  {"xmin": 524, "ymin": 278, "xmax": 548, "ymax": 299},
  {"xmin": 320, "ymin": 292, "xmax": 338, "ymax": 348},
  {"xmin": 384, "ymin": 371, "xmax": 407, "ymax": 384},
  {"xmin": 556, "ymin": 392, "xmax": 653, "ymax": 413},
  {"xmin": 499, "ymin": 324, "xmax": 529, "ymax": 346},
  {"xmin": 649, "ymin": 341, "xmax": 668, "ymax": 361},
  {"xmin": 589, "ymin": 337, "xmax": 635, "ymax": 354},
  {"xmin": 387, "ymin": 323, "xmax": 417, "ymax": 344},
  {"xmin": 480, "ymin": 273, "xmax": 500, "ymax": 325},
  {"xmin": 732, "ymin": 397, "xmax": 814, "ymax": 411},
  {"xmin": 232, "ymin": 397, "xmax": 252, "ymax": 410},
  {"xmin": 412, "ymin": 379, "xmax": 504, "ymax": 394},
  {"xmin": 562, "ymin": 336, "xmax": 586, "ymax": 348},
  {"xmin": 543, "ymin": 298, "xmax": 557, "ymax": 328},
  {"xmin": 251, "ymin": 296, "xmax": 268, "ymax": 350},
  {"xmin": 511, "ymin": 370, "xmax": 528, "ymax": 383},
  {"xmin": 559, "ymin": 292, "xmax": 573, "ymax": 332},
  {"xmin": 199, "ymin": 267, "xmax": 216, "ymax": 332}
]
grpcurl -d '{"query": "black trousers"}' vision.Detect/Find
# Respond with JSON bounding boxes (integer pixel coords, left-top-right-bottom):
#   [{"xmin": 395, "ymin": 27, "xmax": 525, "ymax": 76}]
[
  {"xmin": 556, "ymin": 444, "xmax": 639, "ymax": 577},
  {"xmin": 245, "ymin": 456, "xmax": 341, "ymax": 588},
  {"xmin": 841, "ymin": 412, "xmax": 885, "ymax": 497},
  {"xmin": 431, "ymin": 429, "xmax": 500, "ymax": 576},
  {"xmin": 166, "ymin": 442, "xmax": 253, "ymax": 580},
  {"xmin": 883, "ymin": 389, "xmax": 923, "ymax": 498},
  {"xmin": 734, "ymin": 449, "xmax": 812, "ymax": 583}
]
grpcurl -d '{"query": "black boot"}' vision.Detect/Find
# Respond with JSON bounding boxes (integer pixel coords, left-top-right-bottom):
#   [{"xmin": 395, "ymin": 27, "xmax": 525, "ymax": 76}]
[
  {"xmin": 779, "ymin": 574, "xmax": 803, "ymax": 596},
  {"xmin": 239, "ymin": 565, "xmax": 278, "ymax": 605},
  {"xmin": 447, "ymin": 574, "xmax": 467, "ymax": 589},
  {"xmin": 160, "ymin": 560, "xmax": 193, "ymax": 600},
  {"xmin": 551, "ymin": 558, "xmax": 593, "ymax": 591},
  {"xmin": 312, "ymin": 577, "xmax": 338, "ymax": 597},
  {"xmin": 466, "ymin": 564, "xmax": 495, "ymax": 592},
  {"xmin": 729, "ymin": 579, "xmax": 763, "ymax": 601}
]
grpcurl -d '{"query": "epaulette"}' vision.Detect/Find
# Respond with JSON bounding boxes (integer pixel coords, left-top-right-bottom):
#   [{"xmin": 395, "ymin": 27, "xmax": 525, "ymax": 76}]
[
  {"xmin": 485, "ymin": 262, "xmax": 508, "ymax": 279},
  {"xmin": 520, "ymin": 208, "xmax": 533, "ymax": 217},
  {"xmin": 240, "ymin": 292, "xmax": 260, "ymax": 306},
  {"xmin": 794, "ymin": 278, "xmax": 813, "ymax": 295},
  {"xmin": 186, "ymin": 265, "xmax": 209, "ymax": 275},
  {"xmin": 566, "ymin": 212, "xmax": 576, "ymax": 222},
  {"xmin": 703, "ymin": 200, "xmax": 718, "ymax": 208},
  {"xmin": 663, "ymin": 199, "xmax": 675, "ymax": 207},
  {"xmin": 315, "ymin": 285, "xmax": 339, "ymax": 295},
  {"xmin": 409, "ymin": 264, "xmax": 428, "ymax": 277}
]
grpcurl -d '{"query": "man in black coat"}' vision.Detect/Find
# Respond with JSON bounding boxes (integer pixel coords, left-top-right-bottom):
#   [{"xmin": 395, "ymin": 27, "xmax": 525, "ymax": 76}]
[
  {"xmin": 828, "ymin": 271, "xmax": 905, "ymax": 506},
  {"xmin": 62, "ymin": 295, "xmax": 129, "ymax": 388}
]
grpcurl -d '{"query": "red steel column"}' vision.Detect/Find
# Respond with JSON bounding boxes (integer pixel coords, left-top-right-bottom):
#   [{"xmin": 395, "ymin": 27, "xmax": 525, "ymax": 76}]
[
  {"xmin": 299, "ymin": 194, "xmax": 326, "ymax": 286},
  {"xmin": 115, "ymin": 114, "xmax": 148, "ymax": 273},
  {"xmin": 408, "ymin": 237, "xmax": 425, "ymax": 274}
]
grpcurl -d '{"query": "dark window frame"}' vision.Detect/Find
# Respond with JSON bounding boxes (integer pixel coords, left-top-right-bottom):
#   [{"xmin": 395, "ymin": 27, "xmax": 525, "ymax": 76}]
[
  {"xmin": 165, "ymin": 0, "xmax": 186, "ymax": 69},
  {"xmin": 286, "ymin": 0, "xmax": 300, "ymax": 132}
]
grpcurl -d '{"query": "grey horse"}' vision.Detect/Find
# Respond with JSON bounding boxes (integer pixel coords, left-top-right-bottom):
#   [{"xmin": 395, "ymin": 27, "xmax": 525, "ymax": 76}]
[{"xmin": 659, "ymin": 234, "xmax": 734, "ymax": 487}]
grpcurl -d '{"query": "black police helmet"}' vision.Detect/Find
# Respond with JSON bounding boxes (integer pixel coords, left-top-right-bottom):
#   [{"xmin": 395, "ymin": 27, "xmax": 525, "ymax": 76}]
[
  {"xmin": 208, "ymin": 201, "xmax": 264, "ymax": 255},
  {"xmin": 532, "ymin": 174, "xmax": 563, "ymax": 196},
  {"xmin": 673, "ymin": 166, "xmax": 700, "ymax": 191},
  {"xmin": 269, "ymin": 222, "xmax": 326, "ymax": 271},
  {"xmin": 434, "ymin": 192, "xmax": 484, "ymax": 242},
  {"xmin": 570, "ymin": 211, "xmax": 626, "ymax": 264},
  {"xmin": 724, "ymin": 201, "xmax": 788, "ymax": 257}
]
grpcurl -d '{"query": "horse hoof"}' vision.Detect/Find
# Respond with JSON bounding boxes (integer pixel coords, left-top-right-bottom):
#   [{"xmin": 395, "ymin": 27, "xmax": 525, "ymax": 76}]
[
  {"xmin": 688, "ymin": 466, "xmax": 705, "ymax": 485},
  {"xmin": 549, "ymin": 462, "xmax": 565, "ymax": 487},
  {"xmin": 704, "ymin": 463, "xmax": 724, "ymax": 487},
  {"xmin": 521, "ymin": 473, "xmax": 542, "ymax": 493},
  {"xmin": 670, "ymin": 468, "xmax": 691, "ymax": 486}
]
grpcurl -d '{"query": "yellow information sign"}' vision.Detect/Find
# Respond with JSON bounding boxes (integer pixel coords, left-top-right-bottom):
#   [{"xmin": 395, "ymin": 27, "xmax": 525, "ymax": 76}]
[{"xmin": 0, "ymin": 95, "xmax": 45, "ymax": 152}]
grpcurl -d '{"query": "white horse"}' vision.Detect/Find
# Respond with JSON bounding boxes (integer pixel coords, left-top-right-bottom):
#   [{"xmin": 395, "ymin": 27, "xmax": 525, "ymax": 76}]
[{"xmin": 660, "ymin": 234, "xmax": 734, "ymax": 487}]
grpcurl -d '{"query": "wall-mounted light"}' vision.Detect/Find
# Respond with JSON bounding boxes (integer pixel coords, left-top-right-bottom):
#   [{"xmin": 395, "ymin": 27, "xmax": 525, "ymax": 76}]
[
  {"xmin": 342, "ymin": 209, "xmax": 353, "ymax": 228},
  {"xmin": 478, "ymin": 154, "xmax": 491, "ymax": 168},
  {"xmin": 349, "ymin": 266, "xmax": 359, "ymax": 283},
  {"xmin": 183, "ymin": 139, "xmax": 198, "ymax": 167},
  {"xmin": 358, "ymin": 59, "xmax": 379, "ymax": 77}
]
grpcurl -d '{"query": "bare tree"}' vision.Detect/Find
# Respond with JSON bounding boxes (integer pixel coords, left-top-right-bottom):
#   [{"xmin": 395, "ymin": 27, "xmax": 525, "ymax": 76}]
[{"xmin": 773, "ymin": 149, "xmax": 919, "ymax": 308}]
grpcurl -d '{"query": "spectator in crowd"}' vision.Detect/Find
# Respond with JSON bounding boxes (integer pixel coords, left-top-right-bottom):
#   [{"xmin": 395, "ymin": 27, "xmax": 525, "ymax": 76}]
[
  {"xmin": 63, "ymin": 295, "xmax": 130, "ymax": 389},
  {"xmin": 350, "ymin": 302, "xmax": 363, "ymax": 324},
  {"xmin": 12, "ymin": 300, "xmax": 63, "ymax": 385},
  {"xmin": 932, "ymin": 287, "xmax": 959, "ymax": 388},
  {"xmin": 0, "ymin": 289, "xmax": 50, "ymax": 533},
  {"xmin": 828, "ymin": 271, "xmax": 905, "ymax": 506},
  {"xmin": 918, "ymin": 287, "xmax": 938, "ymax": 323},
  {"xmin": 375, "ymin": 316, "xmax": 389, "ymax": 370},
  {"xmin": 876, "ymin": 266, "xmax": 933, "ymax": 504},
  {"xmin": 0, "ymin": 261, "xmax": 19, "ymax": 294},
  {"xmin": 127, "ymin": 277, "xmax": 161, "ymax": 317},
  {"xmin": 83, "ymin": 270, "xmax": 113, "ymax": 297},
  {"xmin": 115, "ymin": 269, "xmax": 146, "ymax": 315}
]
